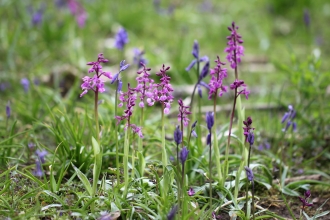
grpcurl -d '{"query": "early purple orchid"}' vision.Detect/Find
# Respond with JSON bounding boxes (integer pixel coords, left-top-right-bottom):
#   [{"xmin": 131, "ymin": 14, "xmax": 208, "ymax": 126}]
[{"xmin": 80, "ymin": 53, "xmax": 112, "ymax": 97}]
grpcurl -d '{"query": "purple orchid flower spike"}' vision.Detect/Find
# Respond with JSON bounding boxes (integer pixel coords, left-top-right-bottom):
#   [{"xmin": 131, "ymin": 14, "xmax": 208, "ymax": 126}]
[
  {"xmin": 299, "ymin": 190, "xmax": 313, "ymax": 210},
  {"xmin": 225, "ymin": 22, "xmax": 244, "ymax": 69},
  {"xmin": 80, "ymin": 54, "xmax": 112, "ymax": 97},
  {"xmin": 208, "ymin": 56, "xmax": 228, "ymax": 99},
  {"xmin": 67, "ymin": 0, "xmax": 87, "ymax": 28}
]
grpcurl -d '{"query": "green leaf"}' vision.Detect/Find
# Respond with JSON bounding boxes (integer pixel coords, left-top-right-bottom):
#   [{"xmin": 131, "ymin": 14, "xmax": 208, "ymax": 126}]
[
  {"xmin": 92, "ymin": 136, "xmax": 100, "ymax": 155},
  {"xmin": 42, "ymin": 190, "xmax": 67, "ymax": 207},
  {"xmin": 71, "ymin": 163, "xmax": 92, "ymax": 196}
]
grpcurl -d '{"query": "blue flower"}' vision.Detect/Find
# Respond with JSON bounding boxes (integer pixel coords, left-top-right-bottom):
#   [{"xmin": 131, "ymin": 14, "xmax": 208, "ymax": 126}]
[{"xmin": 114, "ymin": 28, "xmax": 129, "ymax": 51}]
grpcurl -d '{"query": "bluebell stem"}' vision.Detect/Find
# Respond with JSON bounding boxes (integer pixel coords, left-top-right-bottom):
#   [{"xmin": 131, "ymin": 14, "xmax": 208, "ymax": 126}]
[
  {"xmin": 6, "ymin": 101, "xmax": 10, "ymax": 119},
  {"xmin": 112, "ymin": 60, "xmax": 130, "ymax": 183},
  {"xmin": 167, "ymin": 205, "xmax": 178, "ymax": 220},
  {"xmin": 114, "ymin": 28, "xmax": 129, "ymax": 51},
  {"xmin": 245, "ymin": 166, "xmax": 255, "ymax": 220},
  {"xmin": 206, "ymin": 111, "xmax": 214, "ymax": 207}
]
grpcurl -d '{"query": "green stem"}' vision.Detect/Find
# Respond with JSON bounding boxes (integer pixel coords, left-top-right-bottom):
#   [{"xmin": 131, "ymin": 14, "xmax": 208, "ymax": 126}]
[
  {"xmin": 95, "ymin": 89, "xmax": 99, "ymax": 143},
  {"xmin": 123, "ymin": 125, "xmax": 130, "ymax": 198},
  {"xmin": 161, "ymin": 104, "xmax": 167, "ymax": 170},
  {"xmin": 213, "ymin": 92, "xmax": 222, "ymax": 185},
  {"xmin": 225, "ymin": 89, "xmax": 237, "ymax": 179},
  {"xmin": 209, "ymin": 138, "xmax": 212, "ymax": 208},
  {"xmin": 115, "ymin": 83, "xmax": 120, "ymax": 184}
]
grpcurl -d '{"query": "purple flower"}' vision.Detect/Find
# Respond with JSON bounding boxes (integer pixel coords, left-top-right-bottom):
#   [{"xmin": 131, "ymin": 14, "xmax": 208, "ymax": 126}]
[
  {"xmin": 180, "ymin": 146, "xmax": 189, "ymax": 164},
  {"xmin": 29, "ymin": 4, "xmax": 45, "ymax": 26},
  {"xmin": 36, "ymin": 149, "xmax": 48, "ymax": 164},
  {"xmin": 54, "ymin": 0, "xmax": 66, "ymax": 8},
  {"xmin": 244, "ymin": 166, "xmax": 254, "ymax": 182},
  {"xmin": 206, "ymin": 133, "xmax": 211, "ymax": 145},
  {"xmin": 135, "ymin": 63, "xmax": 155, "ymax": 108},
  {"xmin": 154, "ymin": 65, "xmax": 174, "ymax": 114},
  {"xmin": 116, "ymin": 83, "xmax": 136, "ymax": 122},
  {"xmin": 208, "ymin": 56, "xmax": 228, "ymax": 99},
  {"xmin": 230, "ymin": 79, "xmax": 250, "ymax": 99},
  {"xmin": 185, "ymin": 41, "xmax": 209, "ymax": 71},
  {"xmin": 224, "ymin": 22, "xmax": 244, "ymax": 69},
  {"xmin": 243, "ymin": 116, "xmax": 255, "ymax": 143},
  {"xmin": 0, "ymin": 82, "xmax": 10, "ymax": 91},
  {"xmin": 68, "ymin": 0, "xmax": 87, "ymax": 28},
  {"xmin": 303, "ymin": 9, "xmax": 310, "ymax": 28},
  {"xmin": 115, "ymin": 84, "xmax": 143, "ymax": 138},
  {"xmin": 6, "ymin": 101, "xmax": 10, "ymax": 119},
  {"xmin": 28, "ymin": 142, "xmax": 36, "ymax": 150},
  {"xmin": 190, "ymin": 120, "xmax": 198, "ymax": 138},
  {"xmin": 111, "ymin": 60, "xmax": 129, "ymax": 93},
  {"xmin": 133, "ymin": 48, "xmax": 148, "ymax": 69},
  {"xmin": 98, "ymin": 212, "xmax": 113, "ymax": 220},
  {"xmin": 258, "ymin": 141, "xmax": 270, "ymax": 151},
  {"xmin": 281, "ymin": 105, "xmax": 297, "ymax": 132},
  {"xmin": 299, "ymin": 190, "xmax": 313, "ymax": 210},
  {"xmin": 33, "ymin": 160, "xmax": 43, "ymax": 177},
  {"xmin": 178, "ymin": 99, "xmax": 191, "ymax": 127},
  {"xmin": 114, "ymin": 27, "xmax": 129, "ymax": 51},
  {"xmin": 247, "ymin": 132, "xmax": 254, "ymax": 145},
  {"xmin": 167, "ymin": 205, "xmax": 178, "ymax": 220},
  {"xmin": 80, "ymin": 54, "xmax": 112, "ymax": 97},
  {"xmin": 21, "ymin": 78, "xmax": 30, "ymax": 93},
  {"xmin": 206, "ymin": 112, "xmax": 214, "ymax": 131},
  {"xmin": 174, "ymin": 125, "xmax": 182, "ymax": 145},
  {"xmin": 188, "ymin": 187, "xmax": 195, "ymax": 196}
]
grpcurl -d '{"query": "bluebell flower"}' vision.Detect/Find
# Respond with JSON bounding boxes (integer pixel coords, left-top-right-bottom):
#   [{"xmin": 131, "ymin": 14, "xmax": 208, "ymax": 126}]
[
  {"xmin": 21, "ymin": 78, "xmax": 30, "ymax": 93},
  {"xmin": 244, "ymin": 166, "xmax": 254, "ymax": 182},
  {"xmin": 6, "ymin": 101, "xmax": 10, "ymax": 119},
  {"xmin": 281, "ymin": 105, "xmax": 297, "ymax": 132},
  {"xmin": 33, "ymin": 160, "xmax": 43, "ymax": 177},
  {"xmin": 133, "ymin": 48, "xmax": 148, "ymax": 69},
  {"xmin": 114, "ymin": 28, "xmax": 129, "ymax": 51},
  {"xmin": 174, "ymin": 125, "xmax": 182, "ymax": 145},
  {"xmin": 167, "ymin": 205, "xmax": 178, "ymax": 220},
  {"xmin": 206, "ymin": 112, "xmax": 214, "ymax": 131},
  {"xmin": 180, "ymin": 146, "xmax": 189, "ymax": 164},
  {"xmin": 36, "ymin": 149, "xmax": 48, "ymax": 163}
]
